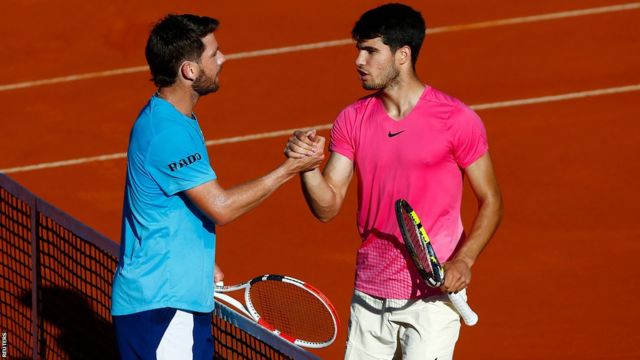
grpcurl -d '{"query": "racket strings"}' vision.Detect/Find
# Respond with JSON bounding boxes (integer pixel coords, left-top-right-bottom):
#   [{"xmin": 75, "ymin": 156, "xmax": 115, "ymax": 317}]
[
  {"xmin": 401, "ymin": 211, "xmax": 434, "ymax": 275},
  {"xmin": 248, "ymin": 280, "xmax": 334, "ymax": 343}
]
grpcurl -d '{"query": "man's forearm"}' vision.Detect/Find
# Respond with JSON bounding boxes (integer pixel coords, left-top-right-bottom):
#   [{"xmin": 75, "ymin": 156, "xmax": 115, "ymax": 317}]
[
  {"xmin": 186, "ymin": 162, "xmax": 301, "ymax": 226},
  {"xmin": 301, "ymin": 169, "xmax": 341, "ymax": 222},
  {"xmin": 218, "ymin": 164, "xmax": 295, "ymax": 223},
  {"xmin": 453, "ymin": 194, "xmax": 503, "ymax": 267}
]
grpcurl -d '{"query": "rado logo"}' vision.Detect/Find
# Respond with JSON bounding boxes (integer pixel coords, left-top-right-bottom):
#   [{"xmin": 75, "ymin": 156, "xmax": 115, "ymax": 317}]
[{"xmin": 167, "ymin": 153, "xmax": 203, "ymax": 172}]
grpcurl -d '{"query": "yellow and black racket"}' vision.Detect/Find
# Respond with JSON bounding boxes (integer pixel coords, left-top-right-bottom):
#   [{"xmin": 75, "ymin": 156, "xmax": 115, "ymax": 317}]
[{"xmin": 395, "ymin": 199, "xmax": 478, "ymax": 326}]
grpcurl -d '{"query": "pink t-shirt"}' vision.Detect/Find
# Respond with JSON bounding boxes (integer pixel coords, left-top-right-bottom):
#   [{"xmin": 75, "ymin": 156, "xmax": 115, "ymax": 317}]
[{"xmin": 329, "ymin": 86, "xmax": 488, "ymax": 299}]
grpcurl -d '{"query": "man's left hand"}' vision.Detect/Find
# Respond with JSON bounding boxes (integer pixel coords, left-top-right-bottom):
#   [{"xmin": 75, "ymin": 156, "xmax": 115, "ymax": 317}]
[{"xmin": 441, "ymin": 258, "xmax": 471, "ymax": 293}]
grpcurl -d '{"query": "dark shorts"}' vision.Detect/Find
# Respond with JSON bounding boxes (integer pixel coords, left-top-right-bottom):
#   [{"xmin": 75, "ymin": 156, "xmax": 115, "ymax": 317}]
[{"xmin": 113, "ymin": 308, "xmax": 213, "ymax": 360}]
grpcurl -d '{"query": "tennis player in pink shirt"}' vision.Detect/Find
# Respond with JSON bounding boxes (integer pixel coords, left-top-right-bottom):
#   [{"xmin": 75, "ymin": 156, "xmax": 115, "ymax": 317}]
[{"xmin": 286, "ymin": 3, "xmax": 502, "ymax": 360}]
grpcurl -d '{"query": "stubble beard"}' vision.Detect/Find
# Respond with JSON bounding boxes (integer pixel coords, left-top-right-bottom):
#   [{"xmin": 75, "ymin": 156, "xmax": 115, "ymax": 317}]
[
  {"xmin": 361, "ymin": 65, "xmax": 400, "ymax": 91},
  {"xmin": 192, "ymin": 70, "xmax": 220, "ymax": 96}
]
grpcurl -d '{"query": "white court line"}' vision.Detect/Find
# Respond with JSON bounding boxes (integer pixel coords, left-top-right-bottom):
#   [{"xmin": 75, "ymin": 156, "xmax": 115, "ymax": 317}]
[
  {"xmin": 2, "ymin": 83, "xmax": 639, "ymax": 174},
  {"xmin": 470, "ymin": 84, "xmax": 640, "ymax": 110},
  {"xmin": 0, "ymin": 3, "xmax": 638, "ymax": 92},
  {"xmin": 426, "ymin": 2, "xmax": 640, "ymax": 34}
]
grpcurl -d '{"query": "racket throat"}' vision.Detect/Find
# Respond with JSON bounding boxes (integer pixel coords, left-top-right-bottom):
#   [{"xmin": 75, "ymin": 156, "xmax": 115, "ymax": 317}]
[{"xmin": 257, "ymin": 318, "xmax": 296, "ymax": 343}]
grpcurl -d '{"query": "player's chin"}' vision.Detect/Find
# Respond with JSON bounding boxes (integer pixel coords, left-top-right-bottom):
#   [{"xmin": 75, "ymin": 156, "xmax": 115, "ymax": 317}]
[{"xmin": 361, "ymin": 81, "xmax": 382, "ymax": 91}]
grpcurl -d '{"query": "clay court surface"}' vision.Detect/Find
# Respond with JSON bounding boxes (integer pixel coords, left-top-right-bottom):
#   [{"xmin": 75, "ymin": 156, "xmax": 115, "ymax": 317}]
[{"xmin": 1, "ymin": 1, "xmax": 639, "ymax": 358}]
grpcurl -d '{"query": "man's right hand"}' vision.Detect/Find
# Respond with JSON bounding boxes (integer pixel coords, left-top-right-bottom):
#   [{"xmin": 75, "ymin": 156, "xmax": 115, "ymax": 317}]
[
  {"xmin": 285, "ymin": 129, "xmax": 325, "ymax": 160},
  {"xmin": 282, "ymin": 129, "xmax": 354, "ymax": 222}
]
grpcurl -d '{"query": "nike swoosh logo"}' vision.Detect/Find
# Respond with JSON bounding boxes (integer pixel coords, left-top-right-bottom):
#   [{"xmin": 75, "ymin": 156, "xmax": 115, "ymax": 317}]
[{"xmin": 388, "ymin": 130, "xmax": 405, "ymax": 137}]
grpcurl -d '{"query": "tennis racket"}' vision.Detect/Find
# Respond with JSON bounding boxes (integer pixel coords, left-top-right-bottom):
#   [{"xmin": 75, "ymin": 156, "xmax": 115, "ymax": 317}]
[
  {"xmin": 395, "ymin": 199, "xmax": 479, "ymax": 326},
  {"xmin": 213, "ymin": 274, "xmax": 339, "ymax": 348}
]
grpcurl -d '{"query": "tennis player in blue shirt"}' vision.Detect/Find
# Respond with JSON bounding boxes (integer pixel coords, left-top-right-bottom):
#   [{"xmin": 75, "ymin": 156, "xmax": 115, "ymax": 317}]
[{"xmin": 111, "ymin": 14, "xmax": 324, "ymax": 359}]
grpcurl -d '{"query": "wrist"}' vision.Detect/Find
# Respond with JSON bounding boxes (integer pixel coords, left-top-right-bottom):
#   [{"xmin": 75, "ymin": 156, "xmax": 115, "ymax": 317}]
[
  {"xmin": 453, "ymin": 256, "xmax": 474, "ymax": 268},
  {"xmin": 279, "ymin": 159, "xmax": 299, "ymax": 179}
]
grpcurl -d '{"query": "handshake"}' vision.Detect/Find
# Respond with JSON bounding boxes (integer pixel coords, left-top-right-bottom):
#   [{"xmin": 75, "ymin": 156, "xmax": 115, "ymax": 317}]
[{"xmin": 282, "ymin": 129, "xmax": 326, "ymax": 174}]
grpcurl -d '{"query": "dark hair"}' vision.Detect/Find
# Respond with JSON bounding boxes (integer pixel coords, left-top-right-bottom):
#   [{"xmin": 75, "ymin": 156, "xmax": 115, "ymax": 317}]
[
  {"xmin": 145, "ymin": 14, "xmax": 219, "ymax": 87},
  {"xmin": 352, "ymin": 3, "xmax": 426, "ymax": 66}
]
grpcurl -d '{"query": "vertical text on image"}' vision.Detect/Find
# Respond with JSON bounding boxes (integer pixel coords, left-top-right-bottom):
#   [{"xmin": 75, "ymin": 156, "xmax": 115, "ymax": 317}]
[{"xmin": 1, "ymin": 331, "xmax": 7, "ymax": 358}]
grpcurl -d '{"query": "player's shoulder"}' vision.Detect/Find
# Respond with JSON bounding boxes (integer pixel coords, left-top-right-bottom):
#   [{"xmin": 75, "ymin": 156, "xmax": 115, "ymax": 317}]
[
  {"xmin": 422, "ymin": 86, "xmax": 479, "ymax": 122},
  {"xmin": 350, "ymin": 93, "xmax": 378, "ymax": 111},
  {"xmin": 340, "ymin": 92, "xmax": 376, "ymax": 112},
  {"xmin": 130, "ymin": 101, "xmax": 195, "ymax": 156},
  {"xmin": 135, "ymin": 96, "xmax": 191, "ymax": 134},
  {"xmin": 335, "ymin": 93, "xmax": 378, "ymax": 121},
  {"xmin": 423, "ymin": 86, "xmax": 466, "ymax": 110}
]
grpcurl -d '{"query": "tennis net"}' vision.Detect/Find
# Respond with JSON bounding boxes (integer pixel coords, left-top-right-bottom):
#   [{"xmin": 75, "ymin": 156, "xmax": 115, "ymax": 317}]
[{"xmin": 0, "ymin": 173, "xmax": 319, "ymax": 360}]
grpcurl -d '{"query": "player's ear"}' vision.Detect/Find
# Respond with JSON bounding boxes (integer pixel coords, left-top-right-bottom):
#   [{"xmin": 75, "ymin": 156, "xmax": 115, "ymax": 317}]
[
  {"xmin": 396, "ymin": 45, "xmax": 411, "ymax": 66},
  {"xmin": 180, "ymin": 61, "xmax": 198, "ymax": 81}
]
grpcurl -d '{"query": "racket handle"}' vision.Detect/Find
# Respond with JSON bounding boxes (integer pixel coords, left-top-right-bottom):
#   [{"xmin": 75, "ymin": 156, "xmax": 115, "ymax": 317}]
[{"xmin": 447, "ymin": 292, "xmax": 478, "ymax": 326}]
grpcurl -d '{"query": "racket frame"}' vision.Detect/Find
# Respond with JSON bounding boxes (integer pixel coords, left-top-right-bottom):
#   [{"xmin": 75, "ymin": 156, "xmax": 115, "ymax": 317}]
[
  {"xmin": 214, "ymin": 274, "xmax": 339, "ymax": 348},
  {"xmin": 395, "ymin": 199, "xmax": 479, "ymax": 326},
  {"xmin": 396, "ymin": 200, "xmax": 445, "ymax": 287}
]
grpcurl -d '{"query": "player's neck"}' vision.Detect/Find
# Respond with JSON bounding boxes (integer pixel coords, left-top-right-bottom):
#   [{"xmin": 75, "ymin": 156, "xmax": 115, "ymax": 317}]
[
  {"xmin": 156, "ymin": 86, "xmax": 199, "ymax": 117},
  {"xmin": 380, "ymin": 75, "xmax": 424, "ymax": 120}
]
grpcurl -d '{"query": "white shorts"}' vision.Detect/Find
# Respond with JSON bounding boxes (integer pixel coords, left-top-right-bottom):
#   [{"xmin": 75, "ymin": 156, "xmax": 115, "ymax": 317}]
[{"xmin": 344, "ymin": 290, "xmax": 463, "ymax": 360}]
